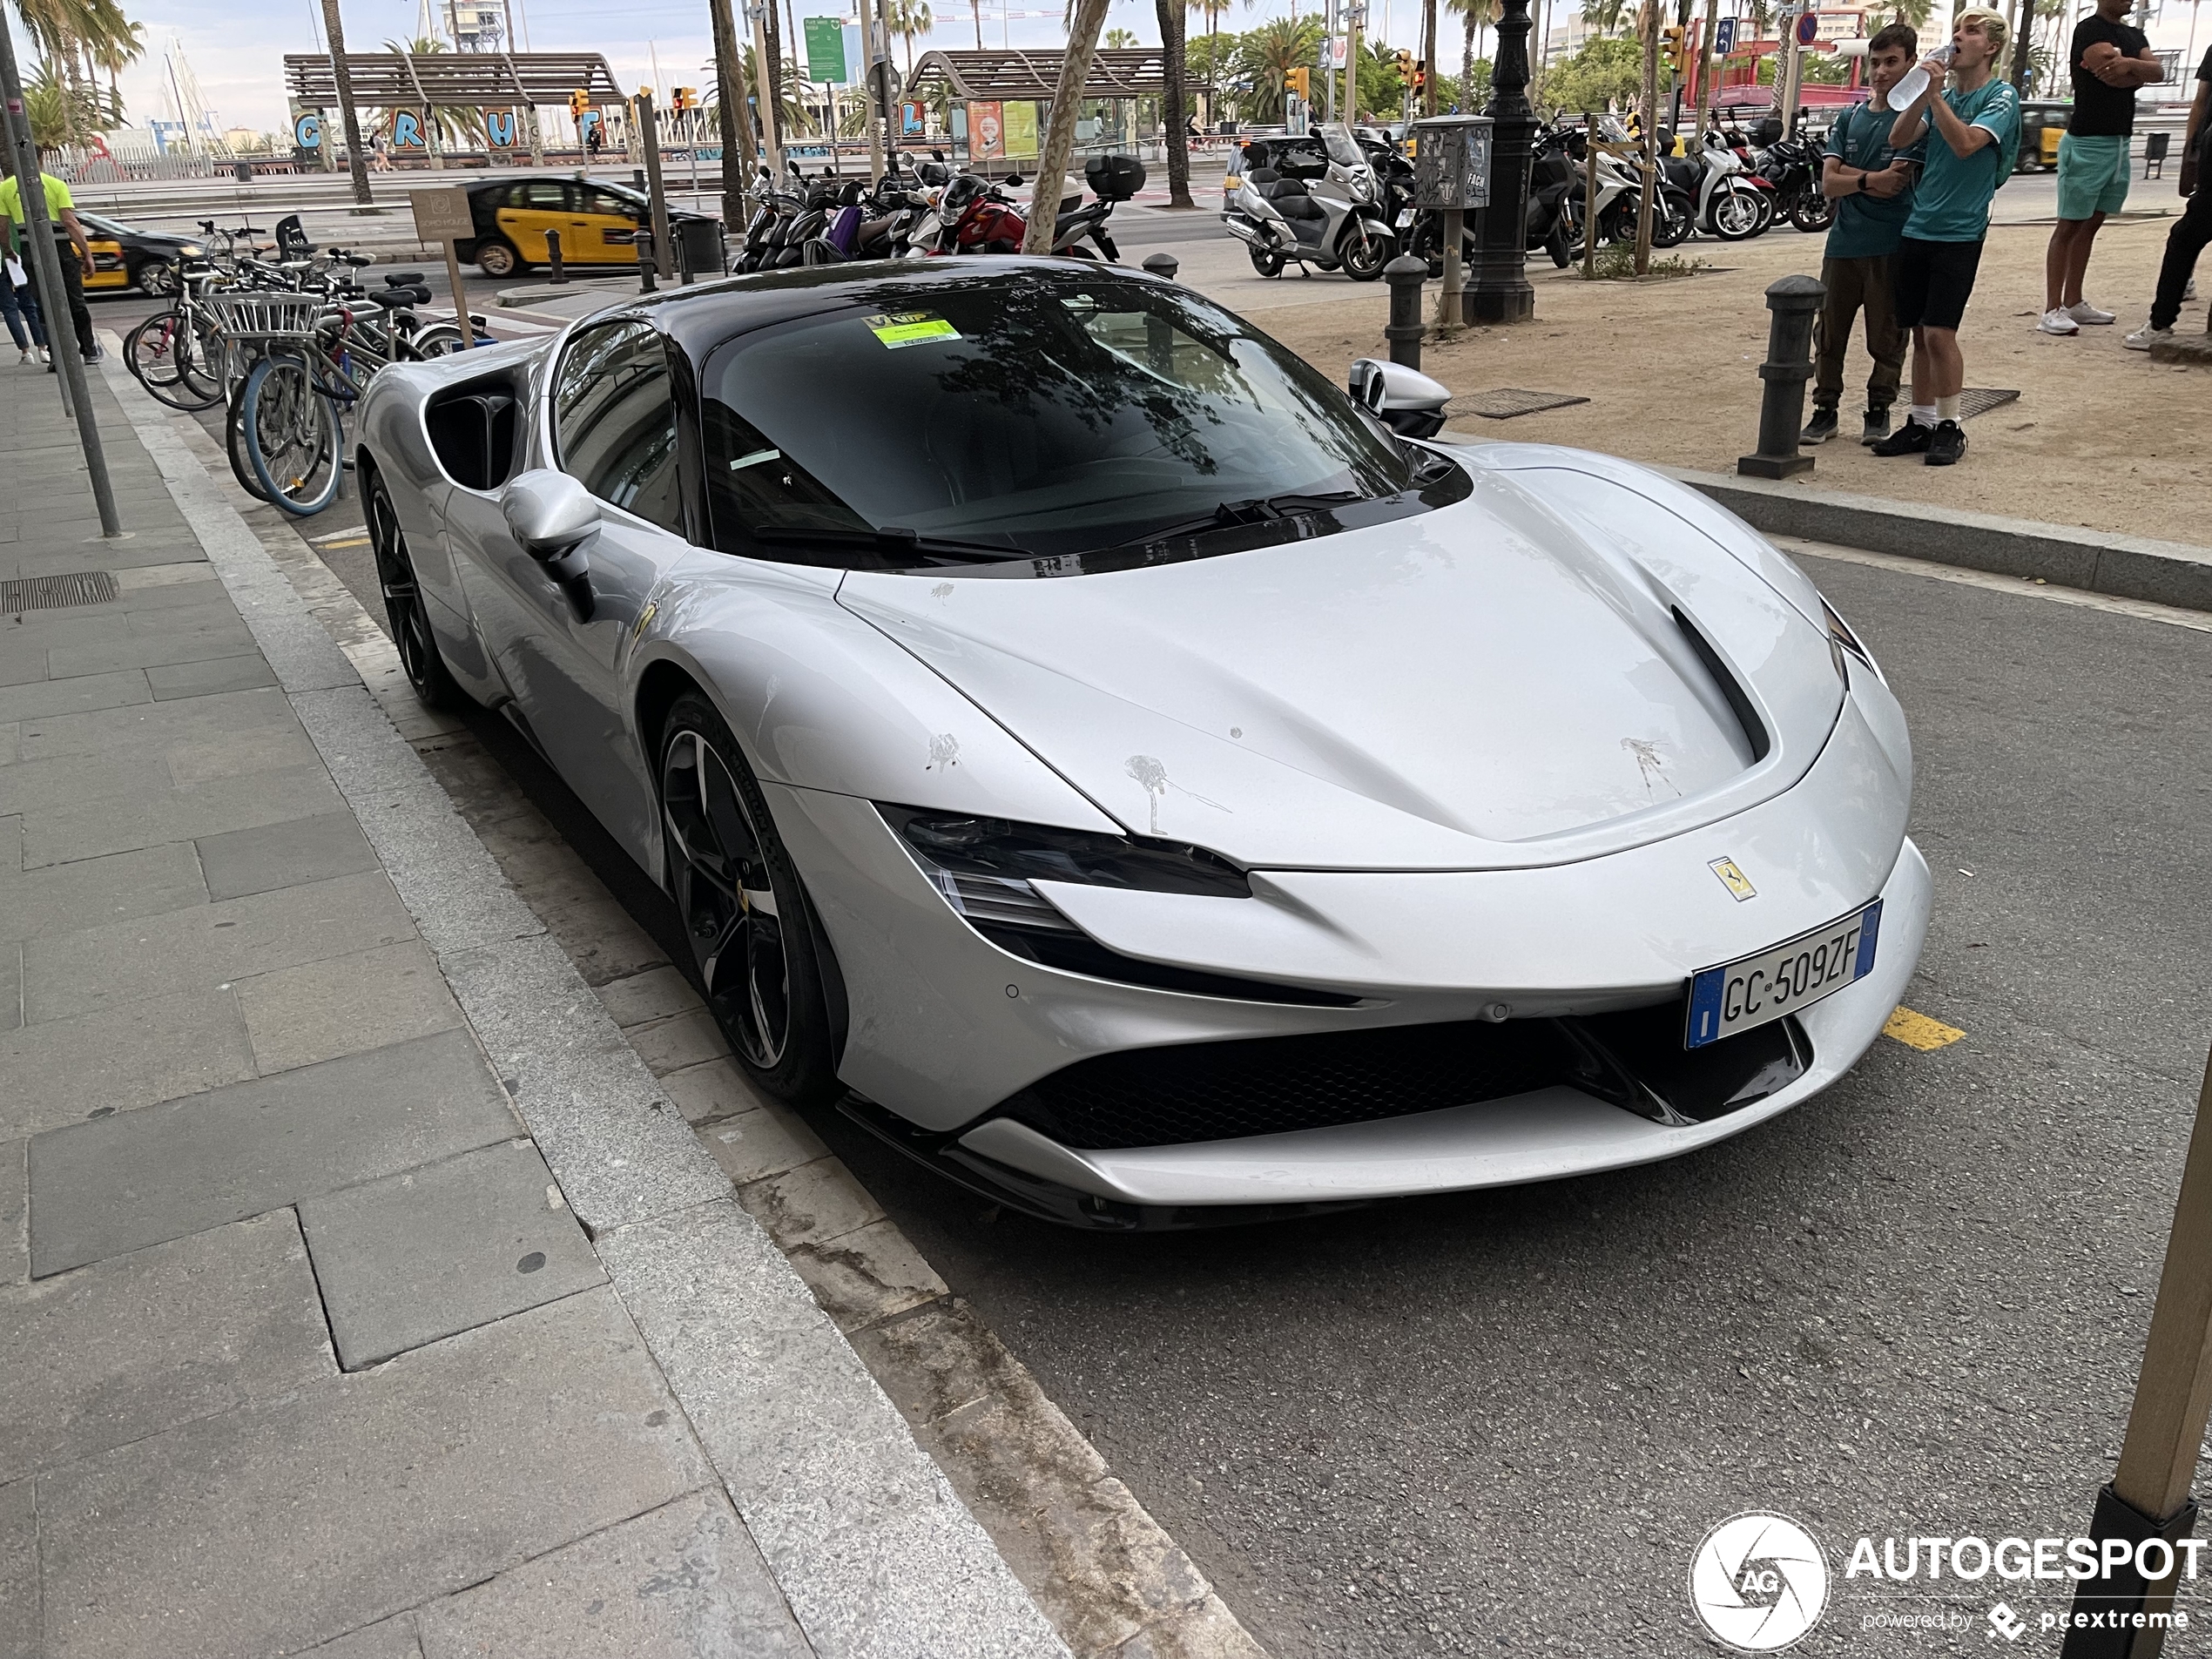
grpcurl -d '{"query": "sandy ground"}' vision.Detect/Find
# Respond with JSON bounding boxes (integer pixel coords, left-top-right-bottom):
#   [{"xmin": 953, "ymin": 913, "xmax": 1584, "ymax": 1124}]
[{"xmin": 1251, "ymin": 207, "xmax": 2212, "ymax": 548}]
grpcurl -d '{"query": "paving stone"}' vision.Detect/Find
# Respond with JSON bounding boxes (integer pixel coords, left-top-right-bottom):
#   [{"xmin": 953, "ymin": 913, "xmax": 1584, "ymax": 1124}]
[
  {"xmin": 732, "ymin": 1157, "xmax": 886, "ymax": 1251},
  {"xmin": 27, "ymin": 1027, "xmax": 517, "ymax": 1275},
  {"xmin": 196, "ymin": 811, "xmax": 376, "ymax": 901},
  {"xmin": 299, "ymin": 1139, "xmax": 604, "ymax": 1370},
  {"xmin": 237, "ymin": 939, "xmax": 462, "ymax": 1076},
  {"xmin": 0, "ymin": 1140, "xmax": 22, "ymax": 1285},
  {"xmin": 0, "ymin": 669, "xmax": 149, "ymax": 721},
  {"xmin": 0, "ymin": 986, "xmax": 257, "ymax": 1137},
  {"xmin": 701, "ymin": 1107, "xmax": 830, "ymax": 1186},
  {"xmin": 663, "ymin": 1056, "xmax": 777, "ymax": 1124},
  {"xmin": 0, "ymin": 841, "xmax": 206, "ymax": 944},
  {"xmin": 0, "ymin": 944, "xmax": 16, "ymax": 1035},
  {"xmin": 595, "ymin": 964, "xmax": 705, "ymax": 1028},
  {"xmin": 627, "ymin": 1006, "xmax": 733, "ymax": 1075},
  {"xmin": 536, "ymin": 893, "xmax": 671, "ymax": 987},
  {"xmin": 0, "ymin": 1211, "xmax": 331, "ymax": 1482},
  {"xmin": 145, "ymin": 654, "xmax": 278, "ymax": 699},
  {"xmin": 0, "ymin": 1476, "xmax": 32, "ymax": 1659},
  {"xmin": 414, "ymin": 1489, "xmax": 814, "ymax": 1659},
  {"xmin": 16, "ymin": 686, "xmax": 293, "ymax": 763},
  {"xmin": 787, "ymin": 1218, "xmax": 948, "ymax": 1335},
  {"xmin": 281, "ymin": 1615, "xmax": 422, "ymax": 1659},
  {"xmin": 45, "ymin": 626, "xmax": 255, "ymax": 680},
  {"xmin": 23, "ymin": 869, "xmax": 410, "ymax": 1021},
  {"xmin": 35, "ymin": 1286, "xmax": 711, "ymax": 1659},
  {"xmin": 20, "ymin": 761, "xmax": 345, "ymax": 867}
]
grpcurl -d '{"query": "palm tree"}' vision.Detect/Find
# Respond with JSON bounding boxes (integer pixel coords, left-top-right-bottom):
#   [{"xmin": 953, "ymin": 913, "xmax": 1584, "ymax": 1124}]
[
  {"xmin": 1581, "ymin": 0, "xmax": 1629, "ymax": 35},
  {"xmin": 1235, "ymin": 15, "xmax": 1325, "ymax": 120},
  {"xmin": 1188, "ymin": 0, "xmax": 1244, "ymax": 129},
  {"xmin": 1449, "ymin": 0, "xmax": 1500, "ymax": 105},
  {"xmin": 1155, "ymin": 0, "xmax": 1193, "ymax": 206},
  {"xmin": 319, "ymin": 0, "xmax": 372, "ymax": 204},
  {"xmin": 1105, "ymin": 25, "xmax": 1137, "ymax": 44},
  {"xmin": 1886, "ymin": 0, "xmax": 1934, "ymax": 28},
  {"xmin": 883, "ymin": 0, "xmax": 933, "ymax": 76}
]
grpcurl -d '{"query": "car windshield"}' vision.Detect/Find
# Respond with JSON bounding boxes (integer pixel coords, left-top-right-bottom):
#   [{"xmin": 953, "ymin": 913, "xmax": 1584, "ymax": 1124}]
[{"xmin": 699, "ymin": 271, "xmax": 1421, "ymax": 569}]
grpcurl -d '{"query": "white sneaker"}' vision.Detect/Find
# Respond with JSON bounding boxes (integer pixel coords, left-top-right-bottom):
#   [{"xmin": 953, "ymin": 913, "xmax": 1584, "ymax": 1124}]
[
  {"xmin": 2066, "ymin": 300, "xmax": 2116, "ymax": 325},
  {"xmin": 2187, "ymin": 278, "xmax": 2199, "ymax": 302},
  {"xmin": 2038, "ymin": 307, "xmax": 2080, "ymax": 335},
  {"xmin": 2124, "ymin": 323, "xmax": 2173, "ymax": 350}
]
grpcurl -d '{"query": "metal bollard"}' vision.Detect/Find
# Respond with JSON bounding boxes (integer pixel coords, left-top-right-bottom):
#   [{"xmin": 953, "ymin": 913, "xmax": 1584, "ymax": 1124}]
[
  {"xmin": 636, "ymin": 231, "xmax": 657, "ymax": 293},
  {"xmin": 1384, "ymin": 254, "xmax": 1428, "ymax": 368},
  {"xmin": 1737, "ymin": 274, "xmax": 1825, "ymax": 481},
  {"xmin": 1141, "ymin": 252, "xmax": 1180, "ymax": 281},
  {"xmin": 546, "ymin": 229, "xmax": 566, "ymax": 285}
]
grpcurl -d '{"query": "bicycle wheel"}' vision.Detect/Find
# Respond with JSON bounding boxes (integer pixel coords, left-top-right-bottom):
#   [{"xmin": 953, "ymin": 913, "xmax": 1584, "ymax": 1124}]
[
  {"xmin": 241, "ymin": 354, "xmax": 343, "ymax": 516},
  {"xmin": 224, "ymin": 380, "xmax": 271, "ymax": 503},
  {"xmin": 126, "ymin": 314, "xmax": 224, "ymax": 412},
  {"xmin": 404, "ymin": 321, "xmax": 469, "ymax": 358}
]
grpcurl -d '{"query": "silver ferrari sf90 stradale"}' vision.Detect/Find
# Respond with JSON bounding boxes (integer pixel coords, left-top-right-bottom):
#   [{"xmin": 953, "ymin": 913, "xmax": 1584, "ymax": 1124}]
[{"xmin": 354, "ymin": 257, "xmax": 1928, "ymax": 1229}]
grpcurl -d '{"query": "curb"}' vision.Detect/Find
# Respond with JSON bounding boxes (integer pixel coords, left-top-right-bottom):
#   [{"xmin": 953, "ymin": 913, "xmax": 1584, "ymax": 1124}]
[
  {"xmin": 1658, "ymin": 466, "xmax": 2212, "ymax": 615},
  {"xmin": 94, "ymin": 347, "xmax": 1073, "ymax": 1659}
]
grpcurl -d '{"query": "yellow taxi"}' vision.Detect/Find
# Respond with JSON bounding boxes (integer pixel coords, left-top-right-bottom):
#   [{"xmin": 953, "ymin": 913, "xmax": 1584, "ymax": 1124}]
[{"xmin": 457, "ymin": 177, "xmax": 716, "ymax": 277}]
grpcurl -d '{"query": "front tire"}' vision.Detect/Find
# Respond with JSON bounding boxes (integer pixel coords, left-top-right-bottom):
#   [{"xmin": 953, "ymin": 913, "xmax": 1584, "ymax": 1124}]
[
  {"xmin": 475, "ymin": 236, "xmax": 521, "ymax": 278},
  {"xmin": 132, "ymin": 259, "xmax": 180, "ymax": 298},
  {"xmin": 1710, "ymin": 181, "xmax": 1768, "ymax": 240},
  {"xmin": 1341, "ymin": 223, "xmax": 1390, "ymax": 280},
  {"xmin": 659, "ymin": 691, "xmax": 840, "ymax": 1107}
]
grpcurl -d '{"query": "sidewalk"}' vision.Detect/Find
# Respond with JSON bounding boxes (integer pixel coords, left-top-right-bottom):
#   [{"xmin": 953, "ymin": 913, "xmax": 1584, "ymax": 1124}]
[{"xmin": 0, "ymin": 361, "xmax": 1067, "ymax": 1655}]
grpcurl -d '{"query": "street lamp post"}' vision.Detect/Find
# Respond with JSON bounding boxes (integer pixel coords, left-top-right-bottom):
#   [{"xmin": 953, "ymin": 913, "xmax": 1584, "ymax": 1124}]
[{"xmin": 1467, "ymin": 0, "xmax": 1535, "ymax": 323}]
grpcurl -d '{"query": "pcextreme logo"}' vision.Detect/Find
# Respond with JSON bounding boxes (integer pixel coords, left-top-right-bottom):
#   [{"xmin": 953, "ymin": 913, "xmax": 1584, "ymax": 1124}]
[{"xmin": 1689, "ymin": 1512, "xmax": 1831, "ymax": 1651}]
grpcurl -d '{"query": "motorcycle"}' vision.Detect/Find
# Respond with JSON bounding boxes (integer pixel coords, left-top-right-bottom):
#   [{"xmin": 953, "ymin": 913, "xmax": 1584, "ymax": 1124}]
[
  {"xmin": 1665, "ymin": 129, "xmax": 1774, "ymax": 241},
  {"xmin": 1528, "ymin": 121, "xmax": 1695, "ymax": 263},
  {"xmin": 922, "ymin": 154, "xmax": 1141, "ymax": 260},
  {"xmin": 1222, "ymin": 122, "xmax": 1397, "ymax": 280},
  {"xmin": 1751, "ymin": 129, "xmax": 1834, "ymax": 233}
]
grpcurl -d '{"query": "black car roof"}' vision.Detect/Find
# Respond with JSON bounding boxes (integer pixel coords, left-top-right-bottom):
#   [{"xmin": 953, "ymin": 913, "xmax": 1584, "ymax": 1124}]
[{"xmin": 617, "ymin": 255, "xmax": 1175, "ymax": 359}]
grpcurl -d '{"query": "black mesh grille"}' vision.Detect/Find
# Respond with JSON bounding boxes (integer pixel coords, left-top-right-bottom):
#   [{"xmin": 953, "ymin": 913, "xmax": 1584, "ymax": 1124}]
[{"xmin": 996, "ymin": 1005, "xmax": 1809, "ymax": 1150}]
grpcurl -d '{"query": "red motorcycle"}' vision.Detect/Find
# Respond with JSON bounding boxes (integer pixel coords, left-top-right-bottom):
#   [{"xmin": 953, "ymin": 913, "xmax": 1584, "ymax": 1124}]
[{"xmin": 929, "ymin": 158, "xmax": 1143, "ymax": 260}]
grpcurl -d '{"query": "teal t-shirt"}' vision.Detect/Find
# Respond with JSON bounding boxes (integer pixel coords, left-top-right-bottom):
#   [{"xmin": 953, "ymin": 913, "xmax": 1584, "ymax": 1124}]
[
  {"xmin": 1903, "ymin": 78, "xmax": 2020, "ymax": 243},
  {"xmin": 1823, "ymin": 101, "xmax": 1925, "ymax": 260}
]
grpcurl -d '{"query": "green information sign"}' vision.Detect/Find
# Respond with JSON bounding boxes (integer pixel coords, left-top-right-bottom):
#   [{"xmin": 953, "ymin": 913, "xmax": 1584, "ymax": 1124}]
[{"xmin": 803, "ymin": 16, "xmax": 847, "ymax": 84}]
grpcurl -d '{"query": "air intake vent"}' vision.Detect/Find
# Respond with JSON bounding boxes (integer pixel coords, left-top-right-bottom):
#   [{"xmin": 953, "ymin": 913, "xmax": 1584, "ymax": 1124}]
[{"xmin": 1674, "ymin": 606, "xmax": 1770, "ymax": 761}]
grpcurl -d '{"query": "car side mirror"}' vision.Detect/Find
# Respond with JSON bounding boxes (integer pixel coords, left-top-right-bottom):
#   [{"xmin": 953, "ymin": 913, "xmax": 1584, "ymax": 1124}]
[
  {"xmin": 502, "ymin": 469, "xmax": 599, "ymax": 566},
  {"xmin": 1348, "ymin": 358, "xmax": 1452, "ymax": 438}
]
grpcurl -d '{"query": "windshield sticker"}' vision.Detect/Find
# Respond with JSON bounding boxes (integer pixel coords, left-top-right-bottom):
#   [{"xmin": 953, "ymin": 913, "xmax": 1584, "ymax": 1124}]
[
  {"xmin": 866, "ymin": 311, "xmax": 961, "ymax": 349},
  {"xmin": 728, "ymin": 447, "xmax": 781, "ymax": 471}
]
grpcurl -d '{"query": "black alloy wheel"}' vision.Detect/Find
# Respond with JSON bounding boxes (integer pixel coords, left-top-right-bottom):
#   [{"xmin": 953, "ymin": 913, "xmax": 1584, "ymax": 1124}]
[
  {"xmin": 658, "ymin": 691, "xmax": 838, "ymax": 1105},
  {"xmin": 133, "ymin": 258, "xmax": 180, "ymax": 298},
  {"xmin": 367, "ymin": 473, "xmax": 461, "ymax": 708}
]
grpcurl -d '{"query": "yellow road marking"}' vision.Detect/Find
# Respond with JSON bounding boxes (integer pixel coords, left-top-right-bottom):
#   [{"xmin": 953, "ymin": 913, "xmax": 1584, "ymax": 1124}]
[
  {"xmin": 1885, "ymin": 1006, "xmax": 1966, "ymax": 1051},
  {"xmin": 312, "ymin": 535, "xmax": 370, "ymax": 550}
]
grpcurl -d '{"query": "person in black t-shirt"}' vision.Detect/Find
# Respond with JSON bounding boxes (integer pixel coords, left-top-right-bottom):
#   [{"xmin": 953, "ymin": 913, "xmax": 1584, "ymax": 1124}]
[
  {"xmin": 2040, "ymin": 0, "xmax": 2162, "ymax": 334},
  {"xmin": 2126, "ymin": 44, "xmax": 2212, "ymax": 347}
]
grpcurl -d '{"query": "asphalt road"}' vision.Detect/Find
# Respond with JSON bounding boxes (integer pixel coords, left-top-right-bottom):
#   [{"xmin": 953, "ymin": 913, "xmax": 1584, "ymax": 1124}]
[{"xmin": 92, "ymin": 245, "xmax": 2212, "ymax": 1655}]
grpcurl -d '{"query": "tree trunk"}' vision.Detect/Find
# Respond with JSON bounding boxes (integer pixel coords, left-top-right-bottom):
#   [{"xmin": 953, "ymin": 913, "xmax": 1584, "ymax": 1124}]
[
  {"xmin": 1154, "ymin": 0, "xmax": 1194, "ymax": 206},
  {"xmin": 1635, "ymin": 0, "xmax": 1657, "ymax": 273},
  {"xmin": 320, "ymin": 0, "xmax": 374, "ymax": 206},
  {"xmin": 1460, "ymin": 4, "xmax": 1472, "ymax": 112},
  {"xmin": 708, "ymin": 0, "xmax": 754, "ymax": 230},
  {"xmin": 1025, "ymin": 0, "xmax": 1112, "ymax": 250}
]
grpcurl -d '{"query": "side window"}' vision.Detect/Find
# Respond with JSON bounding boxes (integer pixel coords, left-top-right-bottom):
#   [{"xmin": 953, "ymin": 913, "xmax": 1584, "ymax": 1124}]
[
  {"xmin": 582, "ymin": 188, "xmax": 637, "ymax": 219},
  {"xmin": 552, "ymin": 322, "xmax": 683, "ymax": 536},
  {"xmin": 519, "ymin": 181, "xmax": 570, "ymax": 210}
]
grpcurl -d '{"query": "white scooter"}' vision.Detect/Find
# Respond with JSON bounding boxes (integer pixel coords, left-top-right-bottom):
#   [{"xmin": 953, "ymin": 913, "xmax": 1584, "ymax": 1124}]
[{"xmin": 1681, "ymin": 130, "xmax": 1774, "ymax": 240}]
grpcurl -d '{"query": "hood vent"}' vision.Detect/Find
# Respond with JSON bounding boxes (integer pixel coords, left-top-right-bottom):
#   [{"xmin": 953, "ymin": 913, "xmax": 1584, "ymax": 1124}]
[{"xmin": 1673, "ymin": 606, "xmax": 1770, "ymax": 764}]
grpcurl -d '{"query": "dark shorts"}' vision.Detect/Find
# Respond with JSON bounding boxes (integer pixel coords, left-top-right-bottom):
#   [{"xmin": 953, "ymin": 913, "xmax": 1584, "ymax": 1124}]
[{"xmin": 1893, "ymin": 235, "xmax": 1986, "ymax": 332}]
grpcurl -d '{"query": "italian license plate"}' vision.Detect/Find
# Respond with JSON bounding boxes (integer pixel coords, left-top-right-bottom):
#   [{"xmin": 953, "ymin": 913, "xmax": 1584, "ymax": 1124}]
[
  {"xmin": 1396, "ymin": 206, "xmax": 1417, "ymax": 228},
  {"xmin": 1684, "ymin": 900, "xmax": 1883, "ymax": 1050}
]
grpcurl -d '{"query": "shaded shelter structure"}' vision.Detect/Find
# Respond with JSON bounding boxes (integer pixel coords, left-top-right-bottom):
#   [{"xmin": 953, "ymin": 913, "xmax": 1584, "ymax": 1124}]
[{"xmin": 902, "ymin": 48, "xmax": 1169, "ymax": 173}]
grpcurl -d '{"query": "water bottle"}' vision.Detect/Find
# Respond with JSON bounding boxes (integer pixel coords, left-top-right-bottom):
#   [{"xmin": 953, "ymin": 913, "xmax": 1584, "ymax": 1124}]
[{"xmin": 1890, "ymin": 44, "xmax": 1956, "ymax": 110}]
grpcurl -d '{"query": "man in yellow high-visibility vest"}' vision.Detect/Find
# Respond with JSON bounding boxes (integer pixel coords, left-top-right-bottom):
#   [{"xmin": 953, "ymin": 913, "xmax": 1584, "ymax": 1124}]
[{"xmin": 0, "ymin": 161, "xmax": 99, "ymax": 365}]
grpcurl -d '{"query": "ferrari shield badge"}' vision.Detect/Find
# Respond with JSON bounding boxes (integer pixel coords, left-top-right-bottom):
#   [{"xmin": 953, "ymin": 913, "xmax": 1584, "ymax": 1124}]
[{"xmin": 1709, "ymin": 857, "xmax": 1757, "ymax": 901}]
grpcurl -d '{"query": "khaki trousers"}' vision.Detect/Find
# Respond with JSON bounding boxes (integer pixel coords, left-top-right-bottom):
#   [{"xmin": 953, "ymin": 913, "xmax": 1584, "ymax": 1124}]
[{"xmin": 1811, "ymin": 253, "xmax": 1905, "ymax": 417}]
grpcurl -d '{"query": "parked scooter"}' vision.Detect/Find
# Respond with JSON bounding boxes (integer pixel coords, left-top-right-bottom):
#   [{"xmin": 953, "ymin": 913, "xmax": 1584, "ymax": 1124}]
[
  {"xmin": 1666, "ymin": 129, "xmax": 1774, "ymax": 240},
  {"xmin": 1527, "ymin": 120, "xmax": 1695, "ymax": 263},
  {"xmin": 1223, "ymin": 122, "xmax": 1397, "ymax": 280}
]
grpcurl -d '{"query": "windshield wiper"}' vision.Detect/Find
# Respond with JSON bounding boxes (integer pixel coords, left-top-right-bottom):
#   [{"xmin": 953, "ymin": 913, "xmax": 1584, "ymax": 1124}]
[
  {"xmin": 1108, "ymin": 490, "xmax": 1368, "ymax": 549},
  {"xmin": 749, "ymin": 525, "xmax": 1028, "ymax": 563}
]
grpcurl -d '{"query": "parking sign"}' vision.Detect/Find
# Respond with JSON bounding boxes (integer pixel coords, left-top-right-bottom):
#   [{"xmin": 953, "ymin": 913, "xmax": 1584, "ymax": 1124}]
[{"xmin": 1714, "ymin": 15, "xmax": 1736, "ymax": 53}]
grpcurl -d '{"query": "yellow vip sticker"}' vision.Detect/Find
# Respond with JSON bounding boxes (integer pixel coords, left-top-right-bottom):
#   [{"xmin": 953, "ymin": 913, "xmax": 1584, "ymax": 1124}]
[
  {"xmin": 866, "ymin": 311, "xmax": 961, "ymax": 349},
  {"xmin": 1708, "ymin": 857, "xmax": 1757, "ymax": 901}
]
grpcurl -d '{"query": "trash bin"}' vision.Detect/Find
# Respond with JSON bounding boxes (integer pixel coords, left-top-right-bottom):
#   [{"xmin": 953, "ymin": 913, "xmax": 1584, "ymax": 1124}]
[
  {"xmin": 675, "ymin": 217, "xmax": 726, "ymax": 278},
  {"xmin": 233, "ymin": 161, "xmax": 253, "ymax": 183}
]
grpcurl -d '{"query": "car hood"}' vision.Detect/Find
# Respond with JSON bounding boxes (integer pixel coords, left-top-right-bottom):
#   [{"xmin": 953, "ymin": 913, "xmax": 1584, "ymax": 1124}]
[{"xmin": 835, "ymin": 455, "xmax": 1848, "ymax": 872}]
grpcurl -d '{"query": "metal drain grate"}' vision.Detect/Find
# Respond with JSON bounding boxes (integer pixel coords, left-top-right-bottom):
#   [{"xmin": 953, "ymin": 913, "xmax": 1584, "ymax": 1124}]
[
  {"xmin": 1451, "ymin": 388, "xmax": 1593, "ymax": 420},
  {"xmin": 0, "ymin": 572, "xmax": 118, "ymax": 614},
  {"xmin": 1957, "ymin": 388, "xmax": 2021, "ymax": 421}
]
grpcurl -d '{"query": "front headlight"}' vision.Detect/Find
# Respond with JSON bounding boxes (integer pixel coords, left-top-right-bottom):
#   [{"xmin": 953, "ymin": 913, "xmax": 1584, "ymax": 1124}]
[
  {"xmin": 880, "ymin": 806, "xmax": 1248, "ymax": 934},
  {"xmin": 178, "ymin": 244, "xmax": 204, "ymax": 257}
]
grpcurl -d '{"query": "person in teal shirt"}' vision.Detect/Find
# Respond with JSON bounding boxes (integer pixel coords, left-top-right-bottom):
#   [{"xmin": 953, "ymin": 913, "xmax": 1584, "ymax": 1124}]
[
  {"xmin": 1871, "ymin": 8, "xmax": 2021, "ymax": 467},
  {"xmin": 1803, "ymin": 24, "xmax": 1927, "ymax": 448}
]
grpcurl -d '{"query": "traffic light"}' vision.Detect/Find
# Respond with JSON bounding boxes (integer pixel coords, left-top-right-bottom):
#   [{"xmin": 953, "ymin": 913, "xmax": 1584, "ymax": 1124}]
[
  {"xmin": 1394, "ymin": 48, "xmax": 1414, "ymax": 83},
  {"xmin": 1285, "ymin": 66, "xmax": 1310, "ymax": 100},
  {"xmin": 672, "ymin": 86, "xmax": 699, "ymax": 111},
  {"xmin": 569, "ymin": 88, "xmax": 589, "ymax": 118},
  {"xmin": 1661, "ymin": 23, "xmax": 1686, "ymax": 75},
  {"xmin": 1413, "ymin": 57, "xmax": 1427, "ymax": 91}
]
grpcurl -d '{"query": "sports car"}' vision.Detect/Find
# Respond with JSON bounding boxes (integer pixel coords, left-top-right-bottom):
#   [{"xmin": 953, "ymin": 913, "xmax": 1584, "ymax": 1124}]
[{"xmin": 354, "ymin": 257, "xmax": 1929, "ymax": 1228}]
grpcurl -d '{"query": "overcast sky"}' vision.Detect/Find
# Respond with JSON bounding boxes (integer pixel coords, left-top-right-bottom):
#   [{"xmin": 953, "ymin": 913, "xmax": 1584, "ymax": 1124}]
[{"xmin": 111, "ymin": 0, "xmax": 2212, "ymax": 138}]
